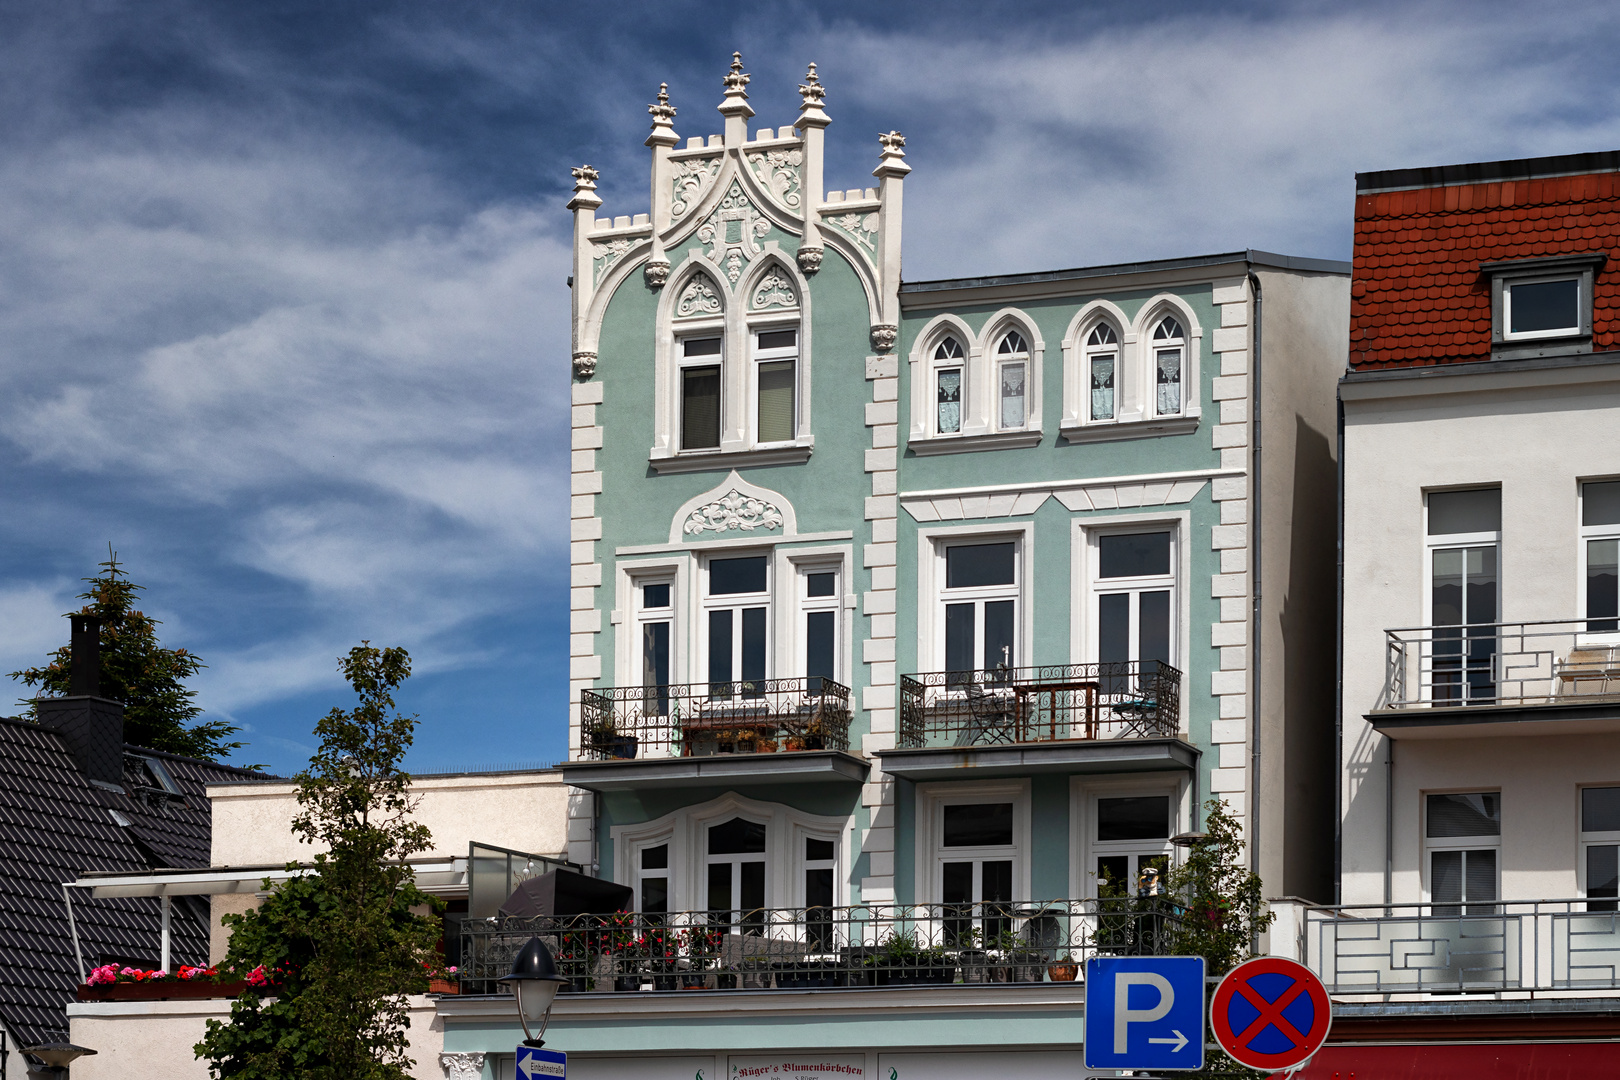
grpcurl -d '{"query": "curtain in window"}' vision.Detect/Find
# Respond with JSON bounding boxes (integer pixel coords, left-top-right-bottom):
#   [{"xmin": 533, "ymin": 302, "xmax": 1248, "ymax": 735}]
[
  {"xmin": 937, "ymin": 369, "xmax": 962, "ymax": 433},
  {"xmin": 1155, "ymin": 349, "xmax": 1181, "ymax": 415},
  {"xmin": 1090, "ymin": 354, "xmax": 1114, "ymax": 420},
  {"xmin": 999, "ymin": 363, "xmax": 1025, "ymax": 428}
]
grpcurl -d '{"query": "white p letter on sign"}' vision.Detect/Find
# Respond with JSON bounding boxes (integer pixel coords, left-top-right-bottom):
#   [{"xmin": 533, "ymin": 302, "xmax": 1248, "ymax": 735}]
[{"xmin": 1114, "ymin": 972, "xmax": 1174, "ymax": 1053}]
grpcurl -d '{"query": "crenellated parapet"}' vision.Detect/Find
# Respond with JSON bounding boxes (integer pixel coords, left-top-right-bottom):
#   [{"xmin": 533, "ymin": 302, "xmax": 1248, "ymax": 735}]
[{"xmin": 567, "ymin": 53, "xmax": 908, "ymax": 378}]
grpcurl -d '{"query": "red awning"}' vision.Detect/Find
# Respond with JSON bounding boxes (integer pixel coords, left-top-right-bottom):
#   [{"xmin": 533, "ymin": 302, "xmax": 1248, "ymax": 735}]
[{"xmin": 1277, "ymin": 1043, "xmax": 1620, "ymax": 1079}]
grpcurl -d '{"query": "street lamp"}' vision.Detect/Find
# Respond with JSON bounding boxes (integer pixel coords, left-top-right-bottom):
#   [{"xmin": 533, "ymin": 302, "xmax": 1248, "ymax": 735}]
[
  {"xmin": 498, "ymin": 937, "xmax": 570, "ymax": 1049},
  {"xmin": 22, "ymin": 1043, "xmax": 96, "ymax": 1074}
]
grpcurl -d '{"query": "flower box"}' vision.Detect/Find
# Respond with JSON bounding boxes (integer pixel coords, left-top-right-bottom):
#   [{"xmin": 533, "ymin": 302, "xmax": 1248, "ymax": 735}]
[
  {"xmin": 78, "ymin": 980, "xmax": 251, "ymax": 1002},
  {"xmin": 427, "ymin": 978, "xmax": 460, "ymax": 995}
]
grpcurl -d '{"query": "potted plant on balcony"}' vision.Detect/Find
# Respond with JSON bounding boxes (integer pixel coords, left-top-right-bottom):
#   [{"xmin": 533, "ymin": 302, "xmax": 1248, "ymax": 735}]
[
  {"xmin": 585, "ymin": 717, "xmax": 637, "ymax": 760},
  {"xmin": 679, "ymin": 924, "xmax": 723, "ymax": 990},
  {"xmin": 867, "ymin": 930, "xmax": 955, "ymax": 987},
  {"xmin": 1047, "ymin": 954, "xmax": 1079, "ymax": 983}
]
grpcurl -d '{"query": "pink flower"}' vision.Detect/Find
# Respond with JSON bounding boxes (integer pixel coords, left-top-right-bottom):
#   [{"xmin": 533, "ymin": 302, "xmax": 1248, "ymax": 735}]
[{"xmin": 86, "ymin": 964, "xmax": 119, "ymax": 986}]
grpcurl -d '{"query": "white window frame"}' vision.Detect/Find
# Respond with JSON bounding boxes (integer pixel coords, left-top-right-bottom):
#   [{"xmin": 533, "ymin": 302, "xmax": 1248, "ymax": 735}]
[
  {"xmin": 794, "ymin": 822, "xmax": 842, "ymax": 912},
  {"xmin": 1579, "ymin": 479, "xmax": 1620, "ymax": 641},
  {"xmin": 1060, "ymin": 294, "xmax": 1203, "ymax": 442},
  {"xmin": 676, "ymin": 328, "xmax": 726, "ymax": 452},
  {"xmin": 914, "ymin": 779, "xmax": 1032, "ymax": 908},
  {"xmin": 1422, "ymin": 489, "xmax": 1503, "ymax": 702},
  {"xmin": 610, "ymin": 793, "xmax": 851, "ymax": 916},
  {"xmin": 1069, "ymin": 774, "xmax": 1189, "ymax": 901},
  {"xmin": 1421, "ymin": 790, "xmax": 1501, "ymax": 908},
  {"xmin": 1147, "ymin": 314, "xmax": 1188, "ymax": 419},
  {"xmin": 1500, "ymin": 273, "xmax": 1584, "ymax": 342},
  {"xmin": 1071, "ymin": 512, "xmax": 1191, "ymax": 677},
  {"xmin": 1579, "ymin": 785, "xmax": 1620, "ymax": 910},
  {"xmin": 930, "ymin": 332, "xmax": 968, "ymax": 438},
  {"xmin": 915, "ymin": 522, "xmax": 1036, "ymax": 675},
  {"xmin": 1082, "ymin": 318, "xmax": 1123, "ymax": 424},
  {"xmin": 749, "ymin": 321, "xmax": 801, "ymax": 447},
  {"xmin": 1087, "ymin": 526, "xmax": 1180, "ymax": 669},
  {"xmin": 700, "ymin": 549, "xmax": 773, "ymax": 691},
  {"xmin": 791, "ymin": 555, "xmax": 845, "ymax": 684},
  {"xmin": 608, "ymin": 556, "xmax": 692, "ymax": 759},
  {"xmin": 700, "ymin": 810, "xmax": 772, "ymax": 915},
  {"xmin": 992, "ymin": 327, "xmax": 1032, "ymax": 432},
  {"xmin": 907, "ymin": 311, "xmax": 1044, "ymax": 454},
  {"xmin": 629, "ymin": 832, "xmax": 675, "ymax": 914}
]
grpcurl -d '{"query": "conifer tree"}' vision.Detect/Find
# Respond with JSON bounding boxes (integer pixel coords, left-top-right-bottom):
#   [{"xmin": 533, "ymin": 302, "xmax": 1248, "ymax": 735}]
[{"xmin": 8, "ymin": 548, "xmax": 244, "ymax": 761}]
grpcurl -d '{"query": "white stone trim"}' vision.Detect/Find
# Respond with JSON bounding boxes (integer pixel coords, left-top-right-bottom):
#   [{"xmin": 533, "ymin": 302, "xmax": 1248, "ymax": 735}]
[
  {"xmin": 666, "ymin": 469, "xmax": 799, "ymax": 544},
  {"xmin": 570, "ymin": 380, "xmax": 606, "ymax": 761},
  {"xmin": 862, "ymin": 352, "xmax": 901, "ymax": 902}
]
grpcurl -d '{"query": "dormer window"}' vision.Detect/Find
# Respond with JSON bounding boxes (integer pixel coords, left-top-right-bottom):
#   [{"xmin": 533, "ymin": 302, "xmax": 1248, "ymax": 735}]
[
  {"xmin": 934, "ymin": 336, "xmax": 965, "ymax": 435},
  {"xmin": 996, "ymin": 331, "xmax": 1029, "ymax": 430},
  {"xmin": 1151, "ymin": 316, "xmax": 1185, "ymax": 417},
  {"xmin": 1484, "ymin": 252, "xmax": 1605, "ymax": 360},
  {"xmin": 1085, "ymin": 323, "xmax": 1119, "ymax": 421}
]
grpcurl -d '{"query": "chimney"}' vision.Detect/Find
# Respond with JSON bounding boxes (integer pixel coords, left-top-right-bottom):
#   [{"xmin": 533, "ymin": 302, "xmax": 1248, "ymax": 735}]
[{"xmin": 37, "ymin": 614, "xmax": 125, "ymax": 787}]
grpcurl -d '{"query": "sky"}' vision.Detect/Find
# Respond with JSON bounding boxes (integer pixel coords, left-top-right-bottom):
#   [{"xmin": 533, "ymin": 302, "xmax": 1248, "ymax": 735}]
[{"xmin": 2, "ymin": 0, "xmax": 1619, "ymax": 776}]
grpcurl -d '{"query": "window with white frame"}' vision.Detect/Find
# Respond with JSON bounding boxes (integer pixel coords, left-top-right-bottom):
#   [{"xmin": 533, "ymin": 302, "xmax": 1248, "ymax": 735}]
[
  {"xmin": 933, "ymin": 336, "xmax": 966, "ymax": 436},
  {"xmin": 753, "ymin": 326, "xmax": 798, "ymax": 445},
  {"xmin": 1582, "ymin": 786, "xmax": 1620, "ymax": 912},
  {"xmin": 1093, "ymin": 531, "xmax": 1176, "ymax": 683},
  {"xmin": 995, "ymin": 330, "xmax": 1030, "ymax": 430},
  {"xmin": 939, "ymin": 801, "xmax": 1018, "ymax": 945},
  {"xmin": 705, "ymin": 816, "xmax": 768, "ymax": 931},
  {"xmin": 1503, "ymin": 275, "xmax": 1581, "ymax": 340},
  {"xmin": 1426, "ymin": 488, "xmax": 1501, "ymax": 705},
  {"xmin": 1085, "ymin": 322, "xmax": 1119, "ymax": 422},
  {"xmin": 1150, "ymin": 315, "xmax": 1185, "ymax": 417},
  {"xmin": 1092, "ymin": 794, "xmax": 1172, "ymax": 898},
  {"xmin": 704, "ymin": 555, "xmax": 769, "ymax": 696},
  {"xmin": 1582, "ymin": 481, "xmax": 1620, "ymax": 634},
  {"xmin": 1484, "ymin": 253, "xmax": 1601, "ymax": 359},
  {"xmin": 1425, "ymin": 792, "xmax": 1500, "ymax": 915},
  {"xmin": 636, "ymin": 578, "xmax": 674, "ymax": 714},
  {"xmin": 679, "ymin": 335, "xmax": 723, "ymax": 450},
  {"xmin": 801, "ymin": 832, "xmax": 838, "ymax": 950},
  {"xmin": 798, "ymin": 564, "xmax": 840, "ymax": 684},
  {"xmin": 939, "ymin": 539, "xmax": 1019, "ymax": 674},
  {"xmin": 632, "ymin": 838, "xmax": 672, "ymax": 919}
]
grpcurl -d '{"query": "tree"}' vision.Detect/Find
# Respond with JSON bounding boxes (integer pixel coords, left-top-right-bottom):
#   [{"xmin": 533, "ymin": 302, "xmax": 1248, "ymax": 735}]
[
  {"xmin": 1164, "ymin": 798, "xmax": 1276, "ymax": 1078},
  {"xmin": 196, "ymin": 643, "xmax": 443, "ymax": 1080},
  {"xmin": 8, "ymin": 548, "xmax": 244, "ymax": 761}
]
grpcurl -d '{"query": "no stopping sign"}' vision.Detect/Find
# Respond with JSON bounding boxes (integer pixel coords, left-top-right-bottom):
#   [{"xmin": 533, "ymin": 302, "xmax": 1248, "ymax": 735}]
[{"xmin": 1210, "ymin": 957, "xmax": 1332, "ymax": 1071}]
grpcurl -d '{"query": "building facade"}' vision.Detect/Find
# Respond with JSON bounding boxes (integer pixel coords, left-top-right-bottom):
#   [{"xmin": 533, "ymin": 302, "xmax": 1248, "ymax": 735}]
[
  {"xmin": 1290, "ymin": 149, "xmax": 1620, "ymax": 1071},
  {"xmin": 460, "ymin": 55, "xmax": 1354, "ymax": 1079}
]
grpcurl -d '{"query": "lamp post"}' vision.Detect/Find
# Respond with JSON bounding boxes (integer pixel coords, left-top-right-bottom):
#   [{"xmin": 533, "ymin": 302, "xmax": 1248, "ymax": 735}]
[
  {"xmin": 498, "ymin": 937, "xmax": 570, "ymax": 1049},
  {"xmin": 21, "ymin": 1043, "xmax": 96, "ymax": 1076}
]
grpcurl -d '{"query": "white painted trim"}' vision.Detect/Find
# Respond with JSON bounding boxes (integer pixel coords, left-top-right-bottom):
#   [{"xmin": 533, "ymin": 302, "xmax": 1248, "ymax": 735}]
[
  {"xmin": 1060, "ymin": 299, "xmax": 1137, "ymax": 431},
  {"xmin": 617, "ymin": 529, "xmax": 853, "ymax": 558},
  {"xmin": 668, "ymin": 470, "xmax": 799, "ymax": 545},
  {"xmin": 1068, "ymin": 773, "xmax": 1190, "ymax": 902},
  {"xmin": 908, "ymin": 312, "xmax": 979, "ymax": 443},
  {"xmin": 1132, "ymin": 293, "xmax": 1205, "ymax": 422},
  {"xmin": 901, "ymin": 467, "xmax": 1238, "ymax": 502},
  {"xmin": 1069, "ymin": 510, "xmax": 1194, "ymax": 696},
  {"xmin": 914, "ymin": 778, "xmax": 1033, "ymax": 907},
  {"xmin": 612, "ymin": 553, "xmax": 694, "ymax": 692},
  {"xmin": 913, "ymin": 521, "xmax": 1037, "ymax": 674}
]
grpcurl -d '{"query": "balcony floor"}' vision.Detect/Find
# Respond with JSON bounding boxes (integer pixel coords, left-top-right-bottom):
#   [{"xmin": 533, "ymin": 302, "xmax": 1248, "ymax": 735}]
[
  {"xmin": 1366, "ymin": 698, "xmax": 1620, "ymax": 739},
  {"xmin": 560, "ymin": 749, "xmax": 869, "ymax": 792},
  {"xmin": 875, "ymin": 736, "xmax": 1198, "ymax": 782}
]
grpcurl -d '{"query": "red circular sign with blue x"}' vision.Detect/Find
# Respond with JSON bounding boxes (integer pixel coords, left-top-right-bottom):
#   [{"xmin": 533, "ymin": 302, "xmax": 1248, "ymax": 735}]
[{"xmin": 1210, "ymin": 957, "xmax": 1332, "ymax": 1070}]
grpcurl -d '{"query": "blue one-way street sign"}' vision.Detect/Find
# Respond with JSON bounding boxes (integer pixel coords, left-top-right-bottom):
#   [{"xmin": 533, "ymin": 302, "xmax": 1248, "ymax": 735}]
[
  {"xmin": 1083, "ymin": 956, "xmax": 1206, "ymax": 1072},
  {"xmin": 517, "ymin": 1046, "xmax": 566, "ymax": 1079}
]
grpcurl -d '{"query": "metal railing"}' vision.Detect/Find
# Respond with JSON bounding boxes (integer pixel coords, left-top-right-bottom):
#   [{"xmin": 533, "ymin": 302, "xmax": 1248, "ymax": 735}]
[
  {"xmin": 1291, "ymin": 899, "xmax": 1620, "ymax": 995},
  {"xmin": 899, "ymin": 662, "xmax": 1181, "ymax": 750},
  {"xmin": 576, "ymin": 677, "xmax": 851, "ymax": 761},
  {"xmin": 458, "ymin": 898, "xmax": 1183, "ymax": 994},
  {"xmin": 1378, "ymin": 619, "xmax": 1620, "ymax": 711}
]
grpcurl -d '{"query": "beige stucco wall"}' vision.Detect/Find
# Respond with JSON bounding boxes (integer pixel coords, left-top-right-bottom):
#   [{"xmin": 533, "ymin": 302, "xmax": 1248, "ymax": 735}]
[
  {"xmin": 208, "ymin": 770, "xmax": 575, "ymax": 866},
  {"xmin": 1340, "ymin": 362, "xmax": 1620, "ymax": 906},
  {"xmin": 68, "ymin": 995, "xmax": 443, "ymax": 1080}
]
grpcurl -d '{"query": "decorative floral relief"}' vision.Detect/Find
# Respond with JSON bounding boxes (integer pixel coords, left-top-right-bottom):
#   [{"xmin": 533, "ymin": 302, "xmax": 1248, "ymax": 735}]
[
  {"xmin": 824, "ymin": 211, "xmax": 879, "ymax": 256},
  {"xmin": 745, "ymin": 148, "xmax": 803, "ymax": 210},
  {"xmin": 440, "ymin": 1053, "xmax": 487, "ymax": 1080},
  {"xmin": 677, "ymin": 276, "xmax": 722, "ymax": 317},
  {"xmin": 696, "ymin": 182, "xmax": 771, "ymax": 284},
  {"xmin": 671, "ymin": 157, "xmax": 721, "ymax": 219},
  {"xmin": 684, "ymin": 490, "xmax": 785, "ymax": 535},
  {"xmin": 591, "ymin": 238, "xmax": 634, "ymax": 287},
  {"xmin": 750, "ymin": 269, "xmax": 797, "ymax": 310}
]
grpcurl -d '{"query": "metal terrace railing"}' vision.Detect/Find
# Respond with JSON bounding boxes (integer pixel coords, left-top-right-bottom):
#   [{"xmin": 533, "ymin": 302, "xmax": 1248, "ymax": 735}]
[
  {"xmin": 899, "ymin": 661, "xmax": 1181, "ymax": 750},
  {"xmin": 1288, "ymin": 899, "xmax": 1620, "ymax": 995},
  {"xmin": 1378, "ymin": 619, "xmax": 1620, "ymax": 710},
  {"xmin": 576, "ymin": 676, "xmax": 851, "ymax": 761},
  {"xmin": 458, "ymin": 898, "xmax": 1183, "ymax": 994}
]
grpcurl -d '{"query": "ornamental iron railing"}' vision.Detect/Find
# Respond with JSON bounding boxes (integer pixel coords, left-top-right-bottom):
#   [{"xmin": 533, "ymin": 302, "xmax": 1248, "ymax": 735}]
[
  {"xmin": 457, "ymin": 898, "xmax": 1183, "ymax": 994},
  {"xmin": 1378, "ymin": 619, "xmax": 1620, "ymax": 711},
  {"xmin": 899, "ymin": 661, "xmax": 1181, "ymax": 750},
  {"xmin": 1287, "ymin": 898, "xmax": 1620, "ymax": 995},
  {"xmin": 576, "ymin": 676, "xmax": 851, "ymax": 761}
]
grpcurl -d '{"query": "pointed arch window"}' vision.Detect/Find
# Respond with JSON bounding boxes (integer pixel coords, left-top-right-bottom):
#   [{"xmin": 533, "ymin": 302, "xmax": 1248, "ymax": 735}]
[
  {"xmin": 1085, "ymin": 323, "xmax": 1119, "ymax": 421},
  {"xmin": 1151, "ymin": 316, "xmax": 1185, "ymax": 417},
  {"xmin": 934, "ymin": 336, "xmax": 965, "ymax": 435},
  {"xmin": 995, "ymin": 330, "xmax": 1029, "ymax": 430}
]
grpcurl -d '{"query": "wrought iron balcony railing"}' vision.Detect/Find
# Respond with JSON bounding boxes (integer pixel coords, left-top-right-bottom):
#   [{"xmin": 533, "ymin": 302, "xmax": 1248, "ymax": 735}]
[
  {"xmin": 577, "ymin": 676, "xmax": 851, "ymax": 761},
  {"xmin": 458, "ymin": 898, "xmax": 1183, "ymax": 994},
  {"xmin": 1378, "ymin": 619, "xmax": 1620, "ymax": 711},
  {"xmin": 899, "ymin": 661, "xmax": 1181, "ymax": 750},
  {"xmin": 1279, "ymin": 898, "xmax": 1620, "ymax": 995}
]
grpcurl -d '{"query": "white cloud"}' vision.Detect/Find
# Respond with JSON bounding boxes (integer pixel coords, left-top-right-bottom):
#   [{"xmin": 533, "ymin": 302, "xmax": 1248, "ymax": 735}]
[{"xmin": 0, "ymin": 581, "xmax": 77, "ymax": 687}]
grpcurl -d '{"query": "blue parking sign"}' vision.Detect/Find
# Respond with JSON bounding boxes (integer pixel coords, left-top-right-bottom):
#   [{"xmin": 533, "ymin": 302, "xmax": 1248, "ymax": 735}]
[
  {"xmin": 516, "ymin": 1046, "xmax": 565, "ymax": 1079},
  {"xmin": 1084, "ymin": 956, "xmax": 1206, "ymax": 1071}
]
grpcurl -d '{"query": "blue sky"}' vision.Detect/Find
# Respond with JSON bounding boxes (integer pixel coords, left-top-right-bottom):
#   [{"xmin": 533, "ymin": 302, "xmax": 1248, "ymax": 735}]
[{"xmin": 3, "ymin": 0, "xmax": 1618, "ymax": 775}]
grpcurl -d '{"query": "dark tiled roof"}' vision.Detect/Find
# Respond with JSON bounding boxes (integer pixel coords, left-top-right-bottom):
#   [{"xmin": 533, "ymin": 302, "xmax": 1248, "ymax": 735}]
[
  {"xmin": 1351, "ymin": 171, "xmax": 1620, "ymax": 370},
  {"xmin": 0, "ymin": 716, "xmax": 268, "ymax": 1047}
]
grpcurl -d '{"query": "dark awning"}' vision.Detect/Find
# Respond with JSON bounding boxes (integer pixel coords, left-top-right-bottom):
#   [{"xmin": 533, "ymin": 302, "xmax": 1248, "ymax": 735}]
[{"xmin": 498, "ymin": 869, "xmax": 633, "ymax": 918}]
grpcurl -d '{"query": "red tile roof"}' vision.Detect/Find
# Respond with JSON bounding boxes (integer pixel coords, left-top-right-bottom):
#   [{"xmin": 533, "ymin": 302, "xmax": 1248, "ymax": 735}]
[{"xmin": 1350, "ymin": 171, "xmax": 1620, "ymax": 369}]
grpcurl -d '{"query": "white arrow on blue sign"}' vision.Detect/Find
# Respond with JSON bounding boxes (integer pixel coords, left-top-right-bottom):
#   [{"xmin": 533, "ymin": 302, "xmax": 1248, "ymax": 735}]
[
  {"xmin": 1083, "ymin": 956, "xmax": 1206, "ymax": 1072},
  {"xmin": 517, "ymin": 1046, "xmax": 566, "ymax": 1080}
]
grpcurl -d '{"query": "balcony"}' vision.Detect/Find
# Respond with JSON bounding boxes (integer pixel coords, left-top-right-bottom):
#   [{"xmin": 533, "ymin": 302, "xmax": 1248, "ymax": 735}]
[
  {"xmin": 881, "ymin": 661, "xmax": 1193, "ymax": 781},
  {"xmin": 1272, "ymin": 898, "xmax": 1620, "ymax": 998},
  {"xmin": 563, "ymin": 677, "xmax": 867, "ymax": 791},
  {"xmin": 457, "ymin": 898, "xmax": 1183, "ymax": 995},
  {"xmin": 1373, "ymin": 620, "xmax": 1620, "ymax": 737}
]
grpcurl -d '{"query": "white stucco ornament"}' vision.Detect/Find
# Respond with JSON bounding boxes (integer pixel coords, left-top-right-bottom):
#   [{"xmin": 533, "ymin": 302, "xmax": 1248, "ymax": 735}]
[
  {"xmin": 750, "ymin": 268, "xmax": 797, "ymax": 310},
  {"xmin": 572, "ymin": 351, "xmax": 598, "ymax": 379},
  {"xmin": 683, "ymin": 490, "xmax": 785, "ymax": 535},
  {"xmin": 440, "ymin": 1053, "xmax": 486, "ymax": 1080},
  {"xmin": 677, "ymin": 276, "xmax": 722, "ymax": 317}
]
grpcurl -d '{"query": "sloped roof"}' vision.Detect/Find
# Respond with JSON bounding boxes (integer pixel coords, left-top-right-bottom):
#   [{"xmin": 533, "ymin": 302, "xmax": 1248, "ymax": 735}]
[
  {"xmin": 0, "ymin": 716, "xmax": 267, "ymax": 1047},
  {"xmin": 1351, "ymin": 169, "xmax": 1620, "ymax": 370}
]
